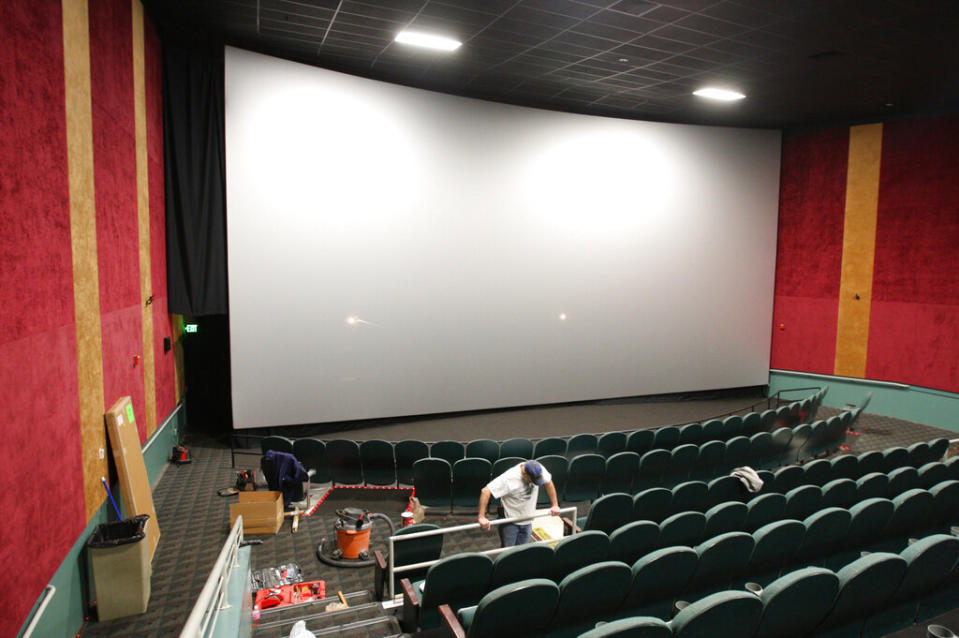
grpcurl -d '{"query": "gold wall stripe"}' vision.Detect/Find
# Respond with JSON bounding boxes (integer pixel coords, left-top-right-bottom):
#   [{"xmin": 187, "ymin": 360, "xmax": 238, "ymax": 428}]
[
  {"xmin": 132, "ymin": 0, "xmax": 157, "ymax": 437},
  {"xmin": 62, "ymin": 0, "xmax": 108, "ymax": 520},
  {"xmin": 834, "ymin": 123, "xmax": 883, "ymax": 378}
]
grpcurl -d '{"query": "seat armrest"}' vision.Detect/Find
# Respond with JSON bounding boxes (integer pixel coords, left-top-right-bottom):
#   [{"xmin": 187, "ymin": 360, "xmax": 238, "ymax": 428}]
[
  {"xmin": 373, "ymin": 549, "xmax": 387, "ymax": 600},
  {"xmin": 439, "ymin": 604, "xmax": 466, "ymax": 638},
  {"xmin": 400, "ymin": 578, "xmax": 420, "ymax": 632}
]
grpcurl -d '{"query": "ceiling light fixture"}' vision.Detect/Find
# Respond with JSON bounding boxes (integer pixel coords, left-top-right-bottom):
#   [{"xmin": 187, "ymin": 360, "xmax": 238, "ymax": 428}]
[
  {"xmin": 693, "ymin": 87, "xmax": 746, "ymax": 101},
  {"xmin": 395, "ymin": 30, "xmax": 461, "ymax": 51}
]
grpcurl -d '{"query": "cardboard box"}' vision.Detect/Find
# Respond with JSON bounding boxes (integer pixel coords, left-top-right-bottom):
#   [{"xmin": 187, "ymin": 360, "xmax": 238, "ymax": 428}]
[{"xmin": 230, "ymin": 491, "xmax": 283, "ymax": 535}]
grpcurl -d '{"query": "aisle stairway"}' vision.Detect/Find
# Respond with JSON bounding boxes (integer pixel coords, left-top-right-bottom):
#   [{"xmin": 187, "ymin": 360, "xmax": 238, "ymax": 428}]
[{"xmin": 253, "ymin": 590, "xmax": 402, "ymax": 638}]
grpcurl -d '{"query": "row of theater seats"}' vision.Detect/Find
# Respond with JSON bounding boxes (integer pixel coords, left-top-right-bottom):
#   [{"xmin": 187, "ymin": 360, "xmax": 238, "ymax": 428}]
[
  {"xmin": 403, "ymin": 476, "xmax": 959, "ymax": 631},
  {"xmin": 410, "ymin": 411, "xmax": 868, "ymax": 511},
  {"xmin": 257, "ymin": 389, "xmax": 831, "ymax": 487},
  {"xmin": 446, "ymin": 530, "xmax": 959, "ymax": 638},
  {"xmin": 579, "ymin": 440, "xmax": 954, "ymax": 533}
]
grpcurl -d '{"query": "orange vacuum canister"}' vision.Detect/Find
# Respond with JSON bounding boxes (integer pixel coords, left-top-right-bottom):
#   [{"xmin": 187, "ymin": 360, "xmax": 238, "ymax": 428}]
[{"xmin": 333, "ymin": 508, "xmax": 373, "ymax": 560}]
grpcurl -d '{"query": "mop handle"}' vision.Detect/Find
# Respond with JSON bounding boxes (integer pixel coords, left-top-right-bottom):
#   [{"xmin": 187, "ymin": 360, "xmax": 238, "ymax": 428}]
[{"xmin": 101, "ymin": 477, "xmax": 122, "ymax": 519}]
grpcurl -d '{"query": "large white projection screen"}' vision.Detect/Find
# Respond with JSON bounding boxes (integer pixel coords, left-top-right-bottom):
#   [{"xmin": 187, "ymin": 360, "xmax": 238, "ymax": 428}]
[{"xmin": 225, "ymin": 47, "xmax": 781, "ymax": 429}]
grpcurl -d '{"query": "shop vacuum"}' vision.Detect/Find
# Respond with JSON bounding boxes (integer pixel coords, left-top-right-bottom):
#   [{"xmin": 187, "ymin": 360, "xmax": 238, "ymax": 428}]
[{"xmin": 316, "ymin": 508, "xmax": 395, "ymax": 568}]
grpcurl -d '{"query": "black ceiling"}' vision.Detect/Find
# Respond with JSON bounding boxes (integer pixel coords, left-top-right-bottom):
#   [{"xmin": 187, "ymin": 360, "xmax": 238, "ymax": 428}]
[{"xmin": 145, "ymin": 0, "xmax": 959, "ymax": 130}]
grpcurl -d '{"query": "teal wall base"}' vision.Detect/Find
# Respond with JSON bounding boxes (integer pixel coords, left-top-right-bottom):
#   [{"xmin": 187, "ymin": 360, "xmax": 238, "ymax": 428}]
[
  {"xmin": 769, "ymin": 370, "xmax": 959, "ymax": 433},
  {"xmin": 18, "ymin": 402, "xmax": 186, "ymax": 638}
]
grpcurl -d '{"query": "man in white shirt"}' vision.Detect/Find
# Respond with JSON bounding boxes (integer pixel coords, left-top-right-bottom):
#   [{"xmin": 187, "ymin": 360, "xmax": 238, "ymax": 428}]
[{"xmin": 477, "ymin": 460, "xmax": 561, "ymax": 546}]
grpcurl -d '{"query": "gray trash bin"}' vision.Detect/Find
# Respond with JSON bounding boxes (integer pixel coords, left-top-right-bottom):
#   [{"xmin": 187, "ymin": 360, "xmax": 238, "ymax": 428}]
[{"xmin": 88, "ymin": 514, "xmax": 151, "ymax": 620}]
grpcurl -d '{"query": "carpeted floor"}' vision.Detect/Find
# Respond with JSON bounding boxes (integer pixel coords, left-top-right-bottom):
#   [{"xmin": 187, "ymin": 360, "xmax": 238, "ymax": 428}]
[{"xmin": 79, "ymin": 397, "xmax": 956, "ymax": 638}]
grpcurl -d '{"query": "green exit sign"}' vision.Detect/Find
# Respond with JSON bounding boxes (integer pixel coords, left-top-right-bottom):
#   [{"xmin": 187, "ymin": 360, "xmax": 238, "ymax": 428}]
[{"xmin": 184, "ymin": 324, "xmax": 198, "ymax": 333}]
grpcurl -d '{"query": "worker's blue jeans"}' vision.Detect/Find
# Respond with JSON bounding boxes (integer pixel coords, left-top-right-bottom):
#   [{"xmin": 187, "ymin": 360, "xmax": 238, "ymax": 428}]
[{"xmin": 499, "ymin": 522, "xmax": 532, "ymax": 547}]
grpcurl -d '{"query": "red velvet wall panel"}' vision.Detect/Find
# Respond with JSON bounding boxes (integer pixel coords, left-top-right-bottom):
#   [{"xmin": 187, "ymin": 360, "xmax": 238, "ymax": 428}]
[
  {"xmin": 146, "ymin": 20, "xmax": 176, "ymax": 419},
  {"xmin": 90, "ymin": 0, "xmax": 146, "ymax": 440},
  {"xmin": 866, "ymin": 117, "xmax": 959, "ymax": 392},
  {"xmin": 0, "ymin": 2, "xmax": 86, "ymax": 636},
  {"xmin": 770, "ymin": 129, "xmax": 849, "ymax": 373}
]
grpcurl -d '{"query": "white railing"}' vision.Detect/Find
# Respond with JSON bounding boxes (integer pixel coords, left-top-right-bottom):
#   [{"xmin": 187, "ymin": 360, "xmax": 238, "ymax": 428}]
[
  {"xmin": 387, "ymin": 506, "xmax": 578, "ymax": 598},
  {"xmin": 179, "ymin": 516, "xmax": 244, "ymax": 638}
]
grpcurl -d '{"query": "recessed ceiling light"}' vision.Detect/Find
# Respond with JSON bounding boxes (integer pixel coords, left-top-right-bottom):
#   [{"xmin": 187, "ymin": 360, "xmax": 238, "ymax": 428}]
[
  {"xmin": 693, "ymin": 87, "xmax": 746, "ymax": 101},
  {"xmin": 395, "ymin": 30, "xmax": 461, "ymax": 51}
]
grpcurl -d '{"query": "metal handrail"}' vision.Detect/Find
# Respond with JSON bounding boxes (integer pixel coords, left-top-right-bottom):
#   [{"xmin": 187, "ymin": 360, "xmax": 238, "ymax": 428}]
[
  {"xmin": 387, "ymin": 506, "xmax": 578, "ymax": 598},
  {"xmin": 179, "ymin": 516, "xmax": 244, "ymax": 638}
]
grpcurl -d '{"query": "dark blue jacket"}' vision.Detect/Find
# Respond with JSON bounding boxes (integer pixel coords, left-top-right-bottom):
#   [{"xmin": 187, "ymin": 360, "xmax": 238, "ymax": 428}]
[{"xmin": 264, "ymin": 450, "xmax": 308, "ymax": 507}]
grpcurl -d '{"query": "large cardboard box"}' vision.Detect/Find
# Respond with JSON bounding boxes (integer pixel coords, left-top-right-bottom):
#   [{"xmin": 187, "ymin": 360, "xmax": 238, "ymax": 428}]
[{"xmin": 230, "ymin": 491, "xmax": 283, "ymax": 534}]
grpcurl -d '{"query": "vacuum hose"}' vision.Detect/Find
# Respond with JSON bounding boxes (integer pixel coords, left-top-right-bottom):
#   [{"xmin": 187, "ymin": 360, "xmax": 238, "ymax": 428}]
[{"xmin": 316, "ymin": 512, "xmax": 396, "ymax": 568}]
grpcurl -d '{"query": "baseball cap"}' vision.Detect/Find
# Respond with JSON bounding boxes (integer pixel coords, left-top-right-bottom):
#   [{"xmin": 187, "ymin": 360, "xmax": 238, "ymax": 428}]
[{"xmin": 524, "ymin": 460, "xmax": 547, "ymax": 486}]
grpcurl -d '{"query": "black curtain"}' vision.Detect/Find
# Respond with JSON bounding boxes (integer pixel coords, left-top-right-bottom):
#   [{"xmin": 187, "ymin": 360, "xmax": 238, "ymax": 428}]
[{"xmin": 160, "ymin": 25, "xmax": 228, "ymax": 316}]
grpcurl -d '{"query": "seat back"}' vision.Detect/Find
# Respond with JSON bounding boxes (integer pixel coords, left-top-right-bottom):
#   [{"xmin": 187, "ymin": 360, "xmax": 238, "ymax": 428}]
[
  {"xmin": 567, "ymin": 433, "xmax": 598, "ymax": 456},
  {"xmin": 846, "ymin": 497, "xmax": 895, "ymax": 548},
  {"xmin": 623, "ymin": 545, "xmax": 698, "ymax": 618},
  {"xmin": 608, "ymin": 520, "xmax": 660, "ymax": 566},
  {"xmin": 771, "ymin": 465, "xmax": 803, "ymax": 494},
  {"xmin": 465, "ymin": 439, "xmax": 499, "ymax": 464},
  {"xmin": 768, "ymin": 427, "xmax": 793, "ymax": 467},
  {"xmin": 666, "ymin": 445, "xmax": 699, "ymax": 487},
  {"xmin": 672, "ymin": 481, "xmax": 708, "ymax": 514},
  {"xmin": 678, "ymin": 422, "xmax": 703, "ymax": 445},
  {"xmin": 816, "ymin": 553, "xmax": 908, "ymax": 633},
  {"xmin": 749, "ymin": 431, "xmax": 773, "ymax": 469},
  {"xmin": 500, "ymin": 437, "xmax": 533, "ymax": 460},
  {"xmin": 884, "ymin": 488, "xmax": 934, "ymax": 539},
  {"xmin": 489, "ymin": 542, "xmax": 555, "ymax": 589},
  {"xmin": 703, "ymin": 501, "xmax": 748, "ymax": 538},
  {"xmin": 797, "ymin": 506, "xmax": 851, "ymax": 562},
  {"xmin": 722, "ymin": 415, "xmax": 743, "ymax": 439},
  {"xmin": 894, "ymin": 534, "xmax": 959, "ymax": 602},
  {"xmin": 292, "ymin": 438, "xmax": 328, "ymax": 483},
  {"xmin": 412, "ymin": 458, "xmax": 452, "ymax": 509},
  {"xmin": 419, "ymin": 553, "xmax": 494, "ymax": 628},
  {"xmin": 917, "ymin": 461, "xmax": 949, "ymax": 490},
  {"xmin": 465, "ymin": 578, "xmax": 558, "ymax": 638},
  {"xmin": 882, "ymin": 446, "xmax": 909, "ymax": 473},
  {"xmin": 566, "ymin": 453, "xmax": 605, "ymax": 502},
  {"xmin": 359, "ymin": 439, "xmax": 395, "ymax": 486},
  {"xmin": 391, "ymin": 523, "xmax": 443, "ymax": 590},
  {"xmin": 626, "ymin": 429, "xmax": 654, "ymax": 456},
  {"xmin": 669, "ymin": 590, "xmax": 763, "ymax": 638},
  {"xmin": 856, "ymin": 450, "xmax": 884, "ymax": 477},
  {"xmin": 533, "ymin": 437, "xmax": 567, "ymax": 458},
  {"xmin": 802, "ymin": 458, "xmax": 832, "ymax": 486},
  {"xmin": 635, "ymin": 448, "xmax": 671, "ymax": 493},
  {"xmin": 821, "ymin": 478, "xmax": 857, "ymax": 509},
  {"xmin": 786, "ymin": 423, "xmax": 811, "ymax": 463},
  {"xmin": 633, "ymin": 487, "xmax": 673, "ymax": 524},
  {"xmin": 552, "ymin": 529, "xmax": 609, "ymax": 581},
  {"xmin": 691, "ymin": 440, "xmax": 725, "ymax": 483},
  {"xmin": 742, "ymin": 412, "xmax": 763, "ymax": 437},
  {"xmin": 261, "ymin": 435, "xmax": 294, "ymax": 455},
  {"xmin": 430, "ymin": 440, "xmax": 465, "ymax": 465},
  {"xmin": 452, "ymin": 458, "xmax": 492, "ymax": 507},
  {"xmin": 928, "ymin": 438, "xmax": 950, "ymax": 463},
  {"xmin": 584, "ymin": 492, "xmax": 634, "ymax": 534},
  {"xmin": 491, "ymin": 456, "xmax": 523, "ymax": 479},
  {"xmin": 579, "ymin": 617, "xmax": 672, "ymax": 638},
  {"xmin": 653, "ymin": 426, "xmax": 680, "ymax": 451},
  {"xmin": 658, "ymin": 511, "xmax": 706, "ymax": 548},
  {"xmin": 701, "ymin": 419, "xmax": 723, "ymax": 442},
  {"xmin": 551, "ymin": 561, "xmax": 631, "ymax": 631},
  {"xmin": 598, "ymin": 431, "xmax": 628, "ymax": 457},
  {"xmin": 687, "ymin": 531, "xmax": 755, "ymax": 597},
  {"xmin": 536, "ymin": 455, "xmax": 568, "ymax": 505},
  {"xmin": 930, "ymin": 480, "xmax": 959, "ymax": 527},
  {"xmin": 749, "ymin": 519, "xmax": 805, "ymax": 580},
  {"xmin": 326, "ymin": 439, "xmax": 362, "ymax": 485},
  {"xmin": 744, "ymin": 492, "xmax": 786, "ymax": 532},
  {"xmin": 604, "ymin": 451, "xmax": 640, "ymax": 494},
  {"xmin": 395, "ymin": 440, "xmax": 429, "ymax": 485},
  {"xmin": 722, "ymin": 436, "xmax": 750, "ymax": 474},
  {"xmin": 706, "ymin": 474, "xmax": 743, "ymax": 505},
  {"xmin": 886, "ymin": 465, "xmax": 918, "ymax": 498},
  {"xmin": 754, "ymin": 567, "xmax": 839, "ymax": 638},
  {"xmin": 856, "ymin": 472, "xmax": 889, "ymax": 501},
  {"xmin": 906, "ymin": 441, "xmax": 931, "ymax": 468},
  {"xmin": 783, "ymin": 484, "xmax": 821, "ymax": 520}
]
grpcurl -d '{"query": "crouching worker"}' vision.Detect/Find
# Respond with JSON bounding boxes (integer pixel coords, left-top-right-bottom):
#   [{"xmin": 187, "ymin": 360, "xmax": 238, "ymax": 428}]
[{"xmin": 477, "ymin": 460, "xmax": 561, "ymax": 547}]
